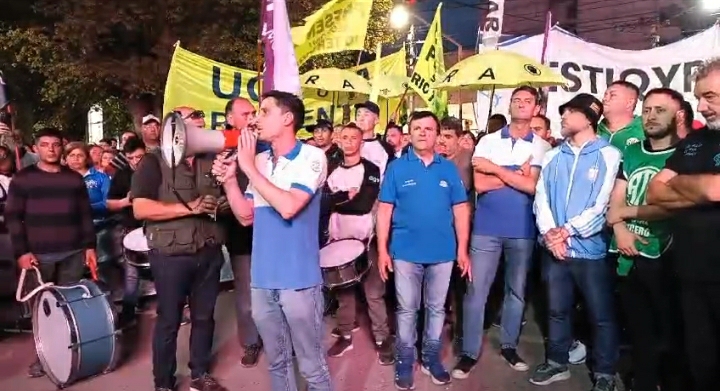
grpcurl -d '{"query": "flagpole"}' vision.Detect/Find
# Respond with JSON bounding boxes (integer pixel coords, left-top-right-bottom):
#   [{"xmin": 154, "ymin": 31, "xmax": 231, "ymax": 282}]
[
  {"xmin": 539, "ymin": 11, "xmax": 553, "ymax": 114},
  {"xmin": 256, "ymin": 2, "xmax": 264, "ymax": 91}
]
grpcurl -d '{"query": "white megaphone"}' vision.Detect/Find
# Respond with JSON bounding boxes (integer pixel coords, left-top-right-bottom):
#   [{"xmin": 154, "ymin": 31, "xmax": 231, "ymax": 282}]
[{"xmin": 159, "ymin": 112, "xmax": 242, "ymax": 166}]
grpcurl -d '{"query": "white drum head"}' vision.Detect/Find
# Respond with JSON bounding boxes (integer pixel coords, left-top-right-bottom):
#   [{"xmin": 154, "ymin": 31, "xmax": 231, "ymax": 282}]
[
  {"xmin": 35, "ymin": 290, "xmax": 73, "ymax": 383},
  {"xmin": 319, "ymin": 240, "xmax": 366, "ymax": 267},
  {"xmin": 123, "ymin": 228, "xmax": 150, "ymax": 252}
]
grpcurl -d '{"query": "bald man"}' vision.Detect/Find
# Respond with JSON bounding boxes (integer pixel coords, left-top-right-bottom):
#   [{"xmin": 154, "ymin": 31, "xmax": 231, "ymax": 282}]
[{"xmin": 174, "ymin": 106, "xmax": 207, "ymax": 129}]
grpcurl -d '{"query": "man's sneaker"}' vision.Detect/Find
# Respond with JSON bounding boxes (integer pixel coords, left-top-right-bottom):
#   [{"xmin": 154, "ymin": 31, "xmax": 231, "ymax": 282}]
[
  {"xmin": 376, "ymin": 339, "xmax": 395, "ymax": 365},
  {"xmin": 568, "ymin": 340, "xmax": 587, "ymax": 365},
  {"xmin": 451, "ymin": 355, "xmax": 477, "ymax": 379},
  {"xmin": 189, "ymin": 374, "xmax": 228, "ymax": 391},
  {"xmin": 500, "ymin": 348, "xmax": 529, "ymax": 371},
  {"xmin": 421, "ymin": 361, "xmax": 451, "ymax": 385},
  {"xmin": 591, "ymin": 376, "xmax": 615, "ymax": 391},
  {"xmin": 327, "ymin": 337, "xmax": 353, "ymax": 357},
  {"xmin": 27, "ymin": 360, "xmax": 44, "ymax": 378},
  {"xmin": 528, "ymin": 362, "xmax": 571, "ymax": 386},
  {"xmin": 330, "ymin": 322, "xmax": 360, "ymax": 338},
  {"xmin": 394, "ymin": 356, "xmax": 415, "ymax": 390},
  {"xmin": 240, "ymin": 344, "xmax": 262, "ymax": 368}
]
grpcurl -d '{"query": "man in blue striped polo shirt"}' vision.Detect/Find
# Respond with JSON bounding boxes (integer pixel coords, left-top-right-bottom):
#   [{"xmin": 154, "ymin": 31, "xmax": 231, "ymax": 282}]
[{"xmin": 216, "ymin": 91, "xmax": 332, "ymax": 391}]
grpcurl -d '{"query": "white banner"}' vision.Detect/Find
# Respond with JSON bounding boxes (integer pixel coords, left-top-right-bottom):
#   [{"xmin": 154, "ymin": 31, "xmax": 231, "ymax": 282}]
[
  {"xmin": 479, "ymin": 0, "xmax": 505, "ymax": 49},
  {"xmin": 476, "ymin": 25, "xmax": 720, "ymax": 136}
]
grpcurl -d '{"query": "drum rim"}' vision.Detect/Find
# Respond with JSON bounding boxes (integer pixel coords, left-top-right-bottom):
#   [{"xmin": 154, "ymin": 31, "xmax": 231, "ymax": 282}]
[
  {"xmin": 321, "ymin": 237, "xmax": 366, "ymax": 248},
  {"xmin": 33, "ymin": 287, "xmax": 80, "ymax": 387},
  {"xmin": 322, "ymin": 258, "xmax": 374, "ymax": 290},
  {"xmin": 320, "ymin": 238, "xmax": 367, "ymax": 269},
  {"xmin": 101, "ymin": 280, "xmax": 122, "ymax": 374},
  {"xmin": 123, "ymin": 228, "xmax": 150, "ymax": 252}
]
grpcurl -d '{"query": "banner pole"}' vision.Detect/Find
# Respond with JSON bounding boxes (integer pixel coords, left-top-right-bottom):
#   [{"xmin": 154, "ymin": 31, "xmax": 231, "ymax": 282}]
[{"xmin": 257, "ymin": 0, "xmax": 265, "ymax": 95}]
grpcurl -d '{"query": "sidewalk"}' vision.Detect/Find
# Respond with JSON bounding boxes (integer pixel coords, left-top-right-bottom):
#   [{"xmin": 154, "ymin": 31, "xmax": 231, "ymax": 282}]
[{"xmin": 0, "ymin": 292, "xmax": 593, "ymax": 391}]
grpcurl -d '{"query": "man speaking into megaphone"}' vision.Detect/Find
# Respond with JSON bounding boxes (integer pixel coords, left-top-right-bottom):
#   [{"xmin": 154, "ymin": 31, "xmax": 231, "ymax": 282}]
[{"xmin": 211, "ymin": 90, "xmax": 332, "ymax": 391}]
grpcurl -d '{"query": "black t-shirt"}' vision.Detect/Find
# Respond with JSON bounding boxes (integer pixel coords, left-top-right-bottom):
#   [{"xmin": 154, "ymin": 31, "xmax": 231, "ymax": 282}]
[
  {"xmin": 109, "ymin": 167, "xmax": 141, "ymax": 229},
  {"xmin": 221, "ymin": 168, "xmax": 253, "ymax": 256},
  {"xmin": 664, "ymin": 128, "xmax": 720, "ymax": 281}
]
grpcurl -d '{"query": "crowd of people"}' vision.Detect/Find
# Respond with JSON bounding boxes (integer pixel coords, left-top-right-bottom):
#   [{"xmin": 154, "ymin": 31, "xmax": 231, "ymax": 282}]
[{"xmin": 2, "ymin": 57, "xmax": 720, "ymax": 391}]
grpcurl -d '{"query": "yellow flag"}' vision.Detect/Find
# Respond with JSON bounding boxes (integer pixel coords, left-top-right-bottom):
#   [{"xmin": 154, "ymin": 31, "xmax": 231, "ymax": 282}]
[
  {"xmin": 162, "ymin": 45, "xmax": 405, "ymax": 138},
  {"xmin": 409, "ymin": 3, "xmax": 448, "ymax": 117},
  {"xmin": 291, "ymin": 0, "xmax": 373, "ymax": 65}
]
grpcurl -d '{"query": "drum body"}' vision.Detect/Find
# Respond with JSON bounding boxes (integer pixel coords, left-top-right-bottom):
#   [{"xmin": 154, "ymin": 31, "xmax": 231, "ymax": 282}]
[
  {"xmin": 123, "ymin": 228, "xmax": 151, "ymax": 270},
  {"xmin": 34, "ymin": 280, "xmax": 120, "ymax": 388},
  {"xmin": 319, "ymin": 239, "xmax": 370, "ymax": 290}
]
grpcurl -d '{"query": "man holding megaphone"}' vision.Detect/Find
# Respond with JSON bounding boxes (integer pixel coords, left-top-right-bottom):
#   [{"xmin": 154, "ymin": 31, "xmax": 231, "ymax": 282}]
[
  {"xmin": 212, "ymin": 90, "xmax": 333, "ymax": 391},
  {"xmin": 130, "ymin": 107, "xmax": 230, "ymax": 391}
]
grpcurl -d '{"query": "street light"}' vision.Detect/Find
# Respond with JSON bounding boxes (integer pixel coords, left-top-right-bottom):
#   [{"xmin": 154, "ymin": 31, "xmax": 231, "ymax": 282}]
[
  {"xmin": 702, "ymin": 0, "xmax": 720, "ymax": 11},
  {"xmin": 390, "ymin": 4, "xmax": 410, "ymax": 29},
  {"xmin": 389, "ymin": 4, "xmax": 464, "ymax": 117}
]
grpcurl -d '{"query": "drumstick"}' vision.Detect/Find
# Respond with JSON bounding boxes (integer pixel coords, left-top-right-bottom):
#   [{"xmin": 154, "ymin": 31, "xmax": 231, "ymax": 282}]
[{"xmin": 90, "ymin": 264, "xmax": 98, "ymax": 281}]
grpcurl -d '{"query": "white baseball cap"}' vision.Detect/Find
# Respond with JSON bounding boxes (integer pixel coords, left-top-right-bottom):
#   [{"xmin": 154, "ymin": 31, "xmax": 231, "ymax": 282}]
[{"xmin": 142, "ymin": 114, "xmax": 160, "ymax": 125}]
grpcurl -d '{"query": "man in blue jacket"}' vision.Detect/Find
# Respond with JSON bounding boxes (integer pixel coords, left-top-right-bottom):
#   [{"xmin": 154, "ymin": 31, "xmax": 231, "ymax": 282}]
[{"xmin": 530, "ymin": 94, "xmax": 622, "ymax": 391}]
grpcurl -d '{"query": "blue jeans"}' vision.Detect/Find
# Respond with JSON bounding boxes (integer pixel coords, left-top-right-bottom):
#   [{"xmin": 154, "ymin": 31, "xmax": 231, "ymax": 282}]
[
  {"xmin": 251, "ymin": 285, "xmax": 332, "ymax": 391},
  {"xmin": 461, "ymin": 235, "xmax": 535, "ymax": 359},
  {"xmin": 394, "ymin": 260, "xmax": 453, "ymax": 363},
  {"xmin": 543, "ymin": 252, "xmax": 618, "ymax": 376}
]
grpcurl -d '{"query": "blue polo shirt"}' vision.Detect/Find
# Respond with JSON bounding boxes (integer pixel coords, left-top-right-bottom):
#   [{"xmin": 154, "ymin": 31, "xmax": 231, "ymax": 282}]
[
  {"xmin": 473, "ymin": 126, "xmax": 551, "ymax": 239},
  {"xmin": 246, "ymin": 141, "xmax": 328, "ymax": 290},
  {"xmin": 378, "ymin": 149, "xmax": 467, "ymax": 264}
]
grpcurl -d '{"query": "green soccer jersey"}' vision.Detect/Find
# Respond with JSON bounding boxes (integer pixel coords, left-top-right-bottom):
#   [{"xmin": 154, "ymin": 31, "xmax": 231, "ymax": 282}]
[
  {"xmin": 609, "ymin": 141, "xmax": 674, "ymax": 275},
  {"xmin": 598, "ymin": 116, "xmax": 645, "ymax": 155}
]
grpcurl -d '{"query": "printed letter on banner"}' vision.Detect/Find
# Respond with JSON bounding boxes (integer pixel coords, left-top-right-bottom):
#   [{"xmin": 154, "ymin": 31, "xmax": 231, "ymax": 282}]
[{"xmin": 474, "ymin": 25, "xmax": 718, "ymax": 135}]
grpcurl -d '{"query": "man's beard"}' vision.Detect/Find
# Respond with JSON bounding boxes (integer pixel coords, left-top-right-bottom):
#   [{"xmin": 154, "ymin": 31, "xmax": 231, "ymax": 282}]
[
  {"xmin": 645, "ymin": 117, "xmax": 676, "ymax": 139},
  {"xmin": 706, "ymin": 119, "xmax": 720, "ymax": 130}
]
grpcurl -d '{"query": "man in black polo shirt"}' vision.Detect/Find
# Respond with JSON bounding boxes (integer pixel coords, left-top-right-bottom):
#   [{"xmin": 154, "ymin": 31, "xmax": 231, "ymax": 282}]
[{"xmin": 646, "ymin": 59, "xmax": 720, "ymax": 391}]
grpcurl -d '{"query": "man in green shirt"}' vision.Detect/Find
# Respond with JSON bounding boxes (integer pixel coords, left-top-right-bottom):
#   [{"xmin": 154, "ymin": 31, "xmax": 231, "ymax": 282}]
[
  {"xmin": 598, "ymin": 81, "xmax": 645, "ymax": 154},
  {"xmin": 606, "ymin": 87, "xmax": 684, "ymax": 391}
]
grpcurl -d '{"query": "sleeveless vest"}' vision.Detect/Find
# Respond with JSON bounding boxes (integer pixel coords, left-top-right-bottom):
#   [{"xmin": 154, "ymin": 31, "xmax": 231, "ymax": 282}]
[{"xmin": 145, "ymin": 150, "xmax": 225, "ymax": 255}]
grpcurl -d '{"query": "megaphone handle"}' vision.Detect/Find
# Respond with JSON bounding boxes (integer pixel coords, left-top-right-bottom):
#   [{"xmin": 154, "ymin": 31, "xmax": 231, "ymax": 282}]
[{"xmin": 207, "ymin": 148, "xmax": 237, "ymax": 186}]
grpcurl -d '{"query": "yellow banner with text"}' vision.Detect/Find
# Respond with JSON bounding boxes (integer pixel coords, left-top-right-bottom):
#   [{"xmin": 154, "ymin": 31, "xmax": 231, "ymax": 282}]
[{"xmin": 163, "ymin": 45, "xmax": 406, "ymax": 138}]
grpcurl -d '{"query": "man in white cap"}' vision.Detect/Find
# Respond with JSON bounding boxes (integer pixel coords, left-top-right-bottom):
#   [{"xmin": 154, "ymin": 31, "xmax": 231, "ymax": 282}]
[{"xmin": 141, "ymin": 114, "xmax": 161, "ymax": 150}]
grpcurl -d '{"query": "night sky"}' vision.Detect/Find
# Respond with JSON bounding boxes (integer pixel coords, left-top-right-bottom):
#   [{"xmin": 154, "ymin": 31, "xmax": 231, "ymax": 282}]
[{"xmin": 413, "ymin": 0, "xmax": 483, "ymax": 51}]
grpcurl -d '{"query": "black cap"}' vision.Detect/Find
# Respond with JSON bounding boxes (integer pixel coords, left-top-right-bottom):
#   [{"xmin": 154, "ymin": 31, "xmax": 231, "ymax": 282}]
[
  {"xmin": 559, "ymin": 93, "xmax": 603, "ymax": 128},
  {"xmin": 354, "ymin": 100, "xmax": 380, "ymax": 116},
  {"xmin": 305, "ymin": 118, "xmax": 333, "ymax": 133}
]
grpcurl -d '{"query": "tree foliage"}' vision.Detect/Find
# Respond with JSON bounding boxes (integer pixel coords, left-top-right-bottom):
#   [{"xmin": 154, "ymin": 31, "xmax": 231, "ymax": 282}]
[{"xmin": 0, "ymin": 0, "xmax": 397, "ymax": 138}]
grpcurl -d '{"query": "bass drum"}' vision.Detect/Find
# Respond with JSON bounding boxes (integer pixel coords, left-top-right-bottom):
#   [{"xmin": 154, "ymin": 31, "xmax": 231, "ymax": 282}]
[{"xmin": 34, "ymin": 280, "xmax": 120, "ymax": 388}]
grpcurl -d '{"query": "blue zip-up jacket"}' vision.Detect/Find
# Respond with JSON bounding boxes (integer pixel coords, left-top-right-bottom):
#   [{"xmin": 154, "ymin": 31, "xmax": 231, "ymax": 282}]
[
  {"xmin": 533, "ymin": 138, "xmax": 621, "ymax": 260},
  {"xmin": 82, "ymin": 167, "xmax": 111, "ymax": 223}
]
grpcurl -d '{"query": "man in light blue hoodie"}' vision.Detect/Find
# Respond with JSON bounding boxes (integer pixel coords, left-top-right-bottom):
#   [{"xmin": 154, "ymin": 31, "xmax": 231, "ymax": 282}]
[{"xmin": 530, "ymin": 94, "xmax": 622, "ymax": 391}]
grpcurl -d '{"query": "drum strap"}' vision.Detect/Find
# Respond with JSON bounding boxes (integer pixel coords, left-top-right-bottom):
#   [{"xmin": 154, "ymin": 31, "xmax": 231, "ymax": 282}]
[{"xmin": 15, "ymin": 266, "xmax": 54, "ymax": 303}]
